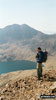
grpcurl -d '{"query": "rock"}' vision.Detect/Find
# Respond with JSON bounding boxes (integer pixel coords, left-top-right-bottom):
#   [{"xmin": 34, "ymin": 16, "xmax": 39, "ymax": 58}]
[
  {"xmin": 30, "ymin": 97, "xmax": 35, "ymax": 100},
  {"xmin": 0, "ymin": 70, "xmax": 56, "ymax": 100},
  {"xmin": 0, "ymin": 96, "xmax": 4, "ymax": 100},
  {"xmin": 50, "ymin": 82, "xmax": 56, "ymax": 93},
  {"xmin": 14, "ymin": 81, "xmax": 18, "ymax": 88},
  {"xmin": 13, "ymin": 90, "xmax": 16, "ymax": 94},
  {"xmin": 41, "ymin": 84, "xmax": 44, "ymax": 88},
  {"xmin": 5, "ymin": 83, "xmax": 11, "ymax": 89},
  {"xmin": 52, "ymin": 88, "xmax": 56, "ymax": 93},
  {"xmin": 50, "ymin": 82, "xmax": 56, "ymax": 89},
  {"xmin": 21, "ymin": 87, "xmax": 25, "ymax": 92},
  {"xmin": 1, "ymin": 88, "xmax": 8, "ymax": 94}
]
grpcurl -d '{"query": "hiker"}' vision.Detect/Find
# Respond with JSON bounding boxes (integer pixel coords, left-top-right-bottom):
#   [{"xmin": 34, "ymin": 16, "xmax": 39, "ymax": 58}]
[{"xmin": 35, "ymin": 47, "xmax": 44, "ymax": 80}]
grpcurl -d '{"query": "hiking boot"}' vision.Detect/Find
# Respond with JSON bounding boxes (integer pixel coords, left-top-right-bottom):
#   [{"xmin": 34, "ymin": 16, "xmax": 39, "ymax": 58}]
[{"xmin": 38, "ymin": 77, "xmax": 41, "ymax": 80}]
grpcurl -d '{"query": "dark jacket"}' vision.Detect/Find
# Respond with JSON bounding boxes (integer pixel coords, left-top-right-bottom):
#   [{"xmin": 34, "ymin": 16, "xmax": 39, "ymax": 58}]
[{"xmin": 36, "ymin": 51, "xmax": 44, "ymax": 63}]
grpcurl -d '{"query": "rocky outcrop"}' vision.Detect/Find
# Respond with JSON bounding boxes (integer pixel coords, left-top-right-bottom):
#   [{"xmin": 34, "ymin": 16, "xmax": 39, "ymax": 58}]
[{"xmin": 0, "ymin": 69, "xmax": 56, "ymax": 100}]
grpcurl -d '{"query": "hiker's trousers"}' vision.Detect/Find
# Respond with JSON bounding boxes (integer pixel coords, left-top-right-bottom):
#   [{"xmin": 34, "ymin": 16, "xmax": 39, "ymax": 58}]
[{"xmin": 36, "ymin": 63, "xmax": 42, "ymax": 78}]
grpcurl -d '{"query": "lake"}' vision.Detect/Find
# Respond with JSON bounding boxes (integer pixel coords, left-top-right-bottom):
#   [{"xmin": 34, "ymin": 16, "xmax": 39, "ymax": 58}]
[{"xmin": 0, "ymin": 60, "xmax": 36, "ymax": 74}]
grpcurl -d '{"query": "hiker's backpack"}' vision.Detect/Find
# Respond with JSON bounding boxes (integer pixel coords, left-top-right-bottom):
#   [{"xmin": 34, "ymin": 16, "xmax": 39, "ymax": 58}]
[{"xmin": 43, "ymin": 50, "xmax": 48, "ymax": 63}]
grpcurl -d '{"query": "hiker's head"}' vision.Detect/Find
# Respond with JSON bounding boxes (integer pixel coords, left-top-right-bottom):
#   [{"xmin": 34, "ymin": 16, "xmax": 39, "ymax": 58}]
[{"xmin": 37, "ymin": 47, "xmax": 41, "ymax": 53}]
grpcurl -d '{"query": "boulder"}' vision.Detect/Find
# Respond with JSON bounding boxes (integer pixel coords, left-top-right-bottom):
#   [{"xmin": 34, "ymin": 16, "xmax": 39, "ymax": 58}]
[{"xmin": 50, "ymin": 82, "xmax": 56, "ymax": 93}]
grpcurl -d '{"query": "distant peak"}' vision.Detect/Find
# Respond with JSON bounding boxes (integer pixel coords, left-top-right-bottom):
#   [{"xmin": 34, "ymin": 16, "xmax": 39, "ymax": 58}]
[
  {"xmin": 21, "ymin": 24, "xmax": 32, "ymax": 29},
  {"xmin": 2, "ymin": 24, "xmax": 30, "ymax": 29},
  {"xmin": 22, "ymin": 24, "xmax": 28, "ymax": 26},
  {"xmin": 3, "ymin": 24, "xmax": 20, "ymax": 29}
]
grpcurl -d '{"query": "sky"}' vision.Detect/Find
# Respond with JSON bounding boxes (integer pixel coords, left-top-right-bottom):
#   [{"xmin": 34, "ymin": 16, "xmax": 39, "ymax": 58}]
[{"xmin": 0, "ymin": 0, "xmax": 56, "ymax": 34}]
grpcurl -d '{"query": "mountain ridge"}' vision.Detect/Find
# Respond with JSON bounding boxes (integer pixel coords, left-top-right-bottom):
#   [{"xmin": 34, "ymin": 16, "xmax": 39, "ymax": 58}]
[{"xmin": 0, "ymin": 24, "xmax": 56, "ymax": 62}]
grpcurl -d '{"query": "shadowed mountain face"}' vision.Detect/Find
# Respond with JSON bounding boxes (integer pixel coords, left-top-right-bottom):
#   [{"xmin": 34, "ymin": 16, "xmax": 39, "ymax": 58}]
[
  {"xmin": 0, "ymin": 24, "xmax": 56, "ymax": 62},
  {"xmin": 0, "ymin": 24, "xmax": 40, "ymax": 43}
]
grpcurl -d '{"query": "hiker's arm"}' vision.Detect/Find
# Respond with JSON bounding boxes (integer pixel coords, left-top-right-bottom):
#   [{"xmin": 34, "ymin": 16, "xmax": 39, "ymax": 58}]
[{"xmin": 35, "ymin": 53, "xmax": 39, "ymax": 59}]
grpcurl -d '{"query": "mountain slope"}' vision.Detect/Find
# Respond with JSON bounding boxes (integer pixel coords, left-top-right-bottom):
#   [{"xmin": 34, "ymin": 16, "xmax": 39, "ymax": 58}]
[
  {"xmin": 0, "ymin": 24, "xmax": 45, "ymax": 43},
  {"xmin": 0, "ymin": 69, "xmax": 56, "ymax": 100},
  {"xmin": 0, "ymin": 24, "xmax": 56, "ymax": 62}
]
